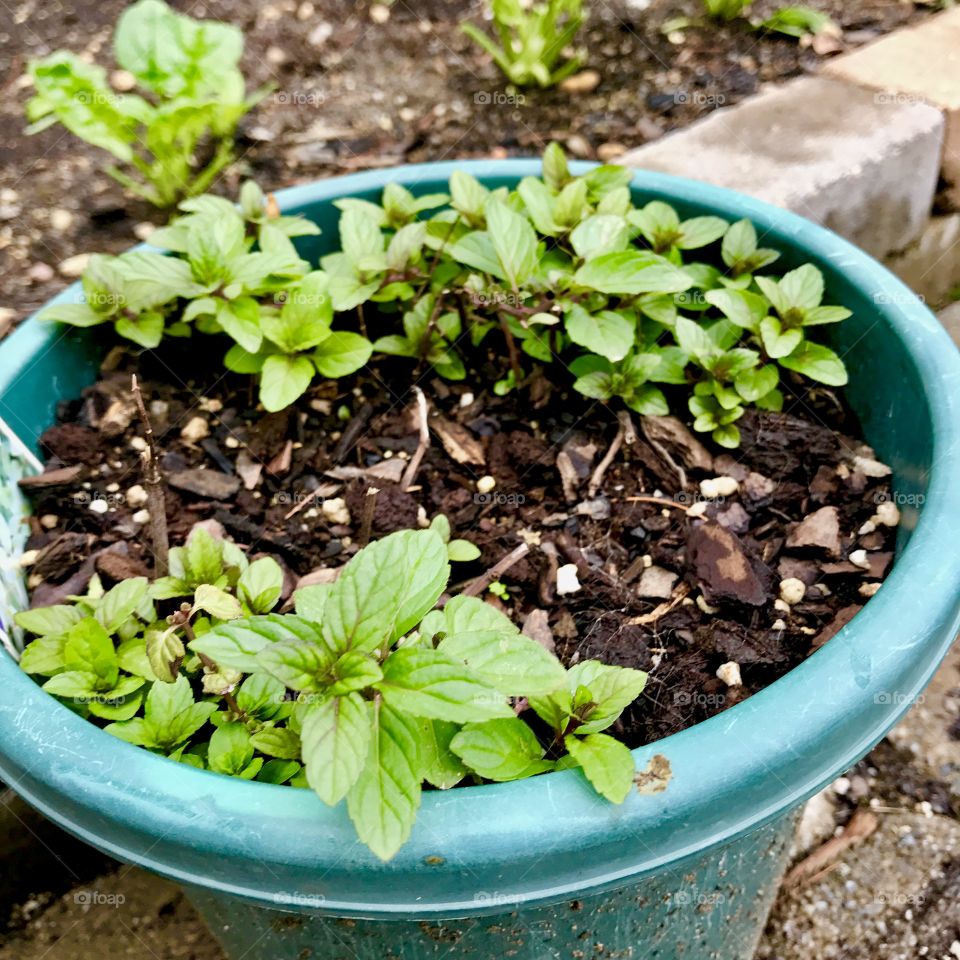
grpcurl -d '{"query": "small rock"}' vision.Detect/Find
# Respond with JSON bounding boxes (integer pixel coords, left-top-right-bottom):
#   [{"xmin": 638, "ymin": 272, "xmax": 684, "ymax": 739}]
[
  {"xmin": 39, "ymin": 514, "xmax": 58, "ymax": 529},
  {"xmin": 266, "ymin": 45, "xmax": 288, "ymax": 65},
  {"xmin": 779, "ymin": 577, "xmax": 806, "ymax": 605},
  {"xmin": 686, "ymin": 500, "xmax": 707, "ymax": 518},
  {"xmin": 565, "ymin": 133, "xmax": 592, "ymax": 158},
  {"xmin": 180, "ymin": 416, "xmax": 210, "ymax": 443},
  {"xmin": 126, "ymin": 484, "xmax": 148, "ymax": 508},
  {"xmin": 132, "ymin": 509, "xmax": 150, "ymax": 524},
  {"xmin": 743, "ymin": 471, "xmax": 776, "ymax": 502},
  {"xmin": 133, "ymin": 221, "xmax": 155, "ymax": 241},
  {"xmin": 874, "ymin": 500, "xmax": 900, "ymax": 527},
  {"xmin": 167, "ymin": 469, "xmax": 240, "ymax": 501},
  {"xmin": 774, "ymin": 598, "xmax": 791, "ymax": 614},
  {"xmin": 772, "ymin": 618, "xmax": 786, "ymax": 631},
  {"xmin": 49, "ymin": 208, "xmax": 73, "ymax": 232},
  {"xmin": 859, "ymin": 581, "xmax": 882, "ymax": 598},
  {"xmin": 786, "ymin": 505, "xmax": 842, "ymax": 556},
  {"xmin": 849, "ymin": 549, "xmax": 871, "ymax": 569},
  {"xmin": 369, "ymin": 3, "xmax": 390, "ymax": 22},
  {"xmin": 297, "ymin": 0, "xmax": 314, "ymax": 18},
  {"xmin": 559, "ymin": 70, "xmax": 601, "ymax": 95},
  {"xmin": 637, "ymin": 565, "xmax": 678, "ymax": 600},
  {"xmin": 88, "ymin": 498, "xmax": 109, "ymax": 514},
  {"xmin": 28, "ymin": 262, "xmax": 55, "ymax": 283},
  {"xmin": 696, "ymin": 594, "xmax": 719, "ymax": 615},
  {"xmin": 596, "ymin": 142, "xmax": 627, "ymax": 162},
  {"xmin": 852, "ymin": 454, "xmax": 891, "ymax": 478},
  {"xmin": 858, "ymin": 519, "xmax": 877, "ymax": 535},
  {"xmin": 476, "ymin": 475, "xmax": 496, "ymax": 495},
  {"xmin": 321, "ymin": 497, "xmax": 351, "ymax": 525},
  {"xmin": 110, "ymin": 69, "xmax": 137, "ymax": 91},
  {"xmin": 59, "ymin": 253, "xmax": 90, "ymax": 277},
  {"xmin": 556, "ymin": 563, "xmax": 581, "ymax": 595},
  {"xmin": 716, "ymin": 661, "xmax": 742, "ymax": 686}
]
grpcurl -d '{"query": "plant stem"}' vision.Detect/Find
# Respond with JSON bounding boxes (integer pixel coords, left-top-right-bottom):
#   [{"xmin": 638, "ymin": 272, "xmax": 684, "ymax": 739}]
[
  {"xmin": 357, "ymin": 486, "xmax": 379, "ymax": 548},
  {"xmin": 462, "ymin": 542, "xmax": 530, "ymax": 598},
  {"xmin": 401, "ymin": 387, "xmax": 430, "ymax": 491},
  {"xmin": 498, "ymin": 314, "xmax": 523, "ymax": 387},
  {"xmin": 131, "ymin": 375, "xmax": 170, "ymax": 576}
]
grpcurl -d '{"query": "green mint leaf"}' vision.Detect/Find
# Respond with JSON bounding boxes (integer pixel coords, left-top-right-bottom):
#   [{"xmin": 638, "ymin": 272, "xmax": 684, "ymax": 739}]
[
  {"xmin": 542, "ymin": 142, "xmax": 571, "ymax": 190},
  {"xmin": 804, "ymin": 305, "xmax": 852, "ymax": 326},
  {"xmin": 574, "ymin": 251, "xmax": 693, "ymax": 296},
  {"xmin": 258, "ymin": 638, "xmax": 338, "ymax": 692},
  {"xmin": 704, "ymin": 288, "xmax": 767, "ymax": 331},
  {"xmin": 95, "ymin": 577, "xmax": 149, "ymax": 634},
  {"xmin": 208, "ymin": 722, "xmax": 256, "ymax": 776},
  {"xmin": 484, "ymin": 198, "xmax": 539, "ymax": 290},
  {"xmin": 259, "ymin": 353, "xmax": 315, "ymax": 412},
  {"xmin": 214, "ymin": 297, "xmax": 262, "ymax": 354},
  {"xmin": 677, "ymin": 216, "xmax": 728, "ymax": 250},
  {"xmin": 293, "ymin": 584, "xmax": 331, "ymax": 622},
  {"xmin": 42, "ymin": 671, "xmax": 101, "ymax": 700},
  {"xmin": 249, "ymin": 725, "xmax": 301, "ymax": 760},
  {"xmin": 437, "ymin": 595, "xmax": 520, "ymax": 637},
  {"xmin": 570, "ymin": 214, "xmax": 629, "ymax": 261},
  {"xmin": 447, "ymin": 540, "xmax": 481, "ymax": 563},
  {"xmin": 313, "ymin": 331, "xmax": 373, "ymax": 378},
  {"xmin": 194, "ymin": 583, "xmax": 243, "ymax": 621},
  {"xmin": 450, "ymin": 170, "xmax": 489, "ymax": 221},
  {"xmin": 565, "ymin": 305, "xmax": 635, "ymax": 362},
  {"xmin": 321, "ymin": 529, "xmax": 449, "ymax": 654},
  {"xmin": 328, "ymin": 652, "xmax": 383, "ymax": 696},
  {"xmin": 564, "ymin": 733, "xmax": 635, "ymax": 803},
  {"xmin": 779, "ymin": 341, "xmax": 848, "ymax": 386},
  {"xmin": 190, "ymin": 613, "xmax": 327, "ymax": 673},
  {"xmin": 567, "ymin": 660, "xmax": 648, "ymax": 734},
  {"xmin": 15, "ymin": 604, "xmax": 83, "ymax": 639},
  {"xmin": 18, "ymin": 637, "xmax": 67, "ymax": 676},
  {"xmin": 63, "ymin": 618, "xmax": 119, "ymax": 688},
  {"xmin": 416, "ymin": 718, "xmax": 466, "ymax": 789},
  {"xmin": 257, "ymin": 759, "xmax": 301, "ymax": 784},
  {"xmin": 237, "ymin": 557, "xmax": 284, "ymax": 614},
  {"xmin": 346, "ymin": 699, "xmax": 422, "ymax": 861},
  {"xmin": 438, "ymin": 630, "xmax": 566, "ymax": 697},
  {"xmin": 339, "ymin": 207, "xmax": 386, "ymax": 268},
  {"xmin": 301, "ymin": 692, "xmax": 371, "ymax": 805},
  {"xmin": 450, "ymin": 717, "xmax": 553, "ymax": 781},
  {"xmin": 759, "ymin": 316, "xmax": 803, "ymax": 359},
  {"xmin": 734, "ymin": 364, "xmax": 779, "ymax": 403},
  {"xmin": 236, "ymin": 672, "xmax": 288, "ymax": 720},
  {"xmin": 377, "ymin": 647, "xmax": 513, "ymax": 722},
  {"xmin": 146, "ymin": 626, "xmax": 185, "ymax": 683},
  {"xmin": 517, "ymin": 177, "xmax": 560, "ymax": 237}
]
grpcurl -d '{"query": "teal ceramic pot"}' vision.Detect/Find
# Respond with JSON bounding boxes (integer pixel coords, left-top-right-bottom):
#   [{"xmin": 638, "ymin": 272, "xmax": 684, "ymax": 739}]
[{"xmin": 1, "ymin": 162, "xmax": 959, "ymax": 960}]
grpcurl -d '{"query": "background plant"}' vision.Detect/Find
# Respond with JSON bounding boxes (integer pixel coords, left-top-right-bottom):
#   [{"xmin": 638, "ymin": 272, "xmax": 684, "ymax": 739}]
[
  {"xmin": 44, "ymin": 144, "xmax": 854, "ymax": 447},
  {"xmin": 16, "ymin": 527, "xmax": 647, "ymax": 861},
  {"xmin": 25, "ymin": 0, "xmax": 267, "ymax": 207},
  {"xmin": 461, "ymin": 0, "xmax": 586, "ymax": 87}
]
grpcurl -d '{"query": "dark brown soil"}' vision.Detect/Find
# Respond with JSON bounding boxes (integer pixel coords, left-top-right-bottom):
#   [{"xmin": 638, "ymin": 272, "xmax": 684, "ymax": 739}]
[
  {"xmin": 0, "ymin": 0, "xmax": 932, "ymax": 336},
  {"xmin": 21, "ymin": 338, "xmax": 897, "ymax": 748}
]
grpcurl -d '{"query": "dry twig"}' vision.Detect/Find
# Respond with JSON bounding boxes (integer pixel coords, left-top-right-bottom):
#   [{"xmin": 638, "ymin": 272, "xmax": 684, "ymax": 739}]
[
  {"xmin": 401, "ymin": 387, "xmax": 430, "ymax": 491},
  {"xmin": 463, "ymin": 543, "xmax": 530, "ymax": 598},
  {"xmin": 131, "ymin": 375, "xmax": 170, "ymax": 577}
]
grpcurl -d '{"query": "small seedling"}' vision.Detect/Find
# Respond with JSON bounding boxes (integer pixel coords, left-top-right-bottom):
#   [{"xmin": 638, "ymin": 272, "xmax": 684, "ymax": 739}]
[
  {"xmin": 25, "ymin": 0, "xmax": 267, "ymax": 206},
  {"xmin": 17, "ymin": 528, "xmax": 647, "ymax": 861},
  {"xmin": 701, "ymin": 0, "xmax": 752, "ymax": 21},
  {"xmin": 461, "ymin": 0, "xmax": 587, "ymax": 88}
]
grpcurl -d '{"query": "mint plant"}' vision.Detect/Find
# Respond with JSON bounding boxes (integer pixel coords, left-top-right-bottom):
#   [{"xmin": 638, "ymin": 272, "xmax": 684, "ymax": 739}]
[
  {"xmin": 45, "ymin": 143, "xmax": 854, "ymax": 447},
  {"xmin": 25, "ymin": 0, "xmax": 267, "ymax": 207},
  {"xmin": 701, "ymin": 0, "xmax": 752, "ymax": 21},
  {"xmin": 16, "ymin": 527, "xmax": 648, "ymax": 860},
  {"xmin": 461, "ymin": 0, "xmax": 586, "ymax": 88}
]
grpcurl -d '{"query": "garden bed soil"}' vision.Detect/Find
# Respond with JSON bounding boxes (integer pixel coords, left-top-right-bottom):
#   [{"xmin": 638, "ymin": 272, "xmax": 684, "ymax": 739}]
[
  {"xmin": 19, "ymin": 342, "xmax": 898, "ymax": 748},
  {"xmin": 0, "ymin": 0, "xmax": 932, "ymax": 335}
]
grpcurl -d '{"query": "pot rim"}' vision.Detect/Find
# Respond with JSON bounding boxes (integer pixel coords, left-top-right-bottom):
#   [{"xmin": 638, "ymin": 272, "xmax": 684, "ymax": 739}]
[{"xmin": 1, "ymin": 160, "xmax": 959, "ymax": 918}]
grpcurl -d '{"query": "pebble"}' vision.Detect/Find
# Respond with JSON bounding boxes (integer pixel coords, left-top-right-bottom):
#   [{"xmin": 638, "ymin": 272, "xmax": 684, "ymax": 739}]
[
  {"xmin": 308, "ymin": 21, "xmax": 333, "ymax": 46},
  {"xmin": 321, "ymin": 497, "xmax": 351, "ymax": 525},
  {"xmin": 132, "ymin": 509, "xmax": 150, "ymax": 524},
  {"xmin": 88, "ymin": 499, "xmax": 109, "ymax": 514},
  {"xmin": 369, "ymin": 3, "xmax": 390, "ymax": 22},
  {"xmin": 180, "ymin": 416, "xmax": 210, "ymax": 442},
  {"xmin": 476, "ymin": 475, "xmax": 496, "ymax": 494},
  {"xmin": 716, "ymin": 661, "xmax": 742, "ymax": 687},
  {"xmin": 852, "ymin": 454, "xmax": 891, "ymax": 478},
  {"xmin": 772, "ymin": 618, "xmax": 786, "ymax": 631},
  {"xmin": 700, "ymin": 475, "xmax": 739, "ymax": 499},
  {"xmin": 556, "ymin": 563, "xmax": 582, "ymax": 596},
  {"xmin": 859, "ymin": 582, "xmax": 882, "ymax": 598},
  {"xmin": 559, "ymin": 69, "xmax": 601, "ymax": 94},
  {"xmin": 685, "ymin": 500, "xmax": 708, "ymax": 518},
  {"xmin": 110, "ymin": 69, "xmax": 137, "ymax": 91},
  {"xmin": 133, "ymin": 221, "xmax": 156, "ymax": 241},
  {"xmin": 126, "ymin": 484, "xmax": 148, "ymax": 508},
  {"xmin": 224, "ymin": 437, "xmax": 240, "ymax": 449},
  {"xmin": 297, "ymin": 0, "xmax": 314, "ymax": 19},
  {"xmin": 779, "ymin": 577, "xmax": 806, "ymax": 605},
  {"xmin": 596, "ymin": 142, "xmax": 627, "ymax": 162},
  {"xmin": 849, "ymin": 549, "xmax": 871, "ymax": 570},
  {"xmin": 39, "ymin": 514, "xmax": 58, "ymax": 529},
  {"xmin": 49, "ymin": 208, "xmax": 73, "ymax": 232},
  {"xmin": 266, "ymin": 45, "xmax": 288, "ymax": 65},
  {"xmin": 774, "ymin": 598, "xmax": 791, "ymax": 614},
  {"xmin": 459, "ymin": 392, "xmax": 474, "ymax": 408},
  {"xmin": 19, "ymin": 549, "xmax": 40, "ymax": 568},
  {"xmin": 28, "ymin": 262, "xmax": 55, "ymax": 283},
  {"xmin": 858, "ymin": 519, "xmax": 877, "ymax": 535},
  {"xmin": 130, "ymin": 436, "xmax": 147, "ymax": 452},
  {"xmin": 565, "ymin": 133, "xmax": 593, "ymax": 158},
  {"xmin": 874, "ymin": 500, "xmax": 900, "ymax": 527},
  {"xmin": 59, "ymin": 253, "xmax": 90, "ymax": 277}
]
